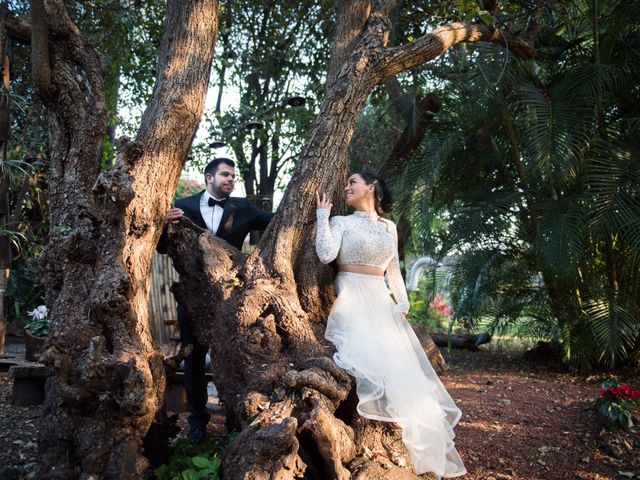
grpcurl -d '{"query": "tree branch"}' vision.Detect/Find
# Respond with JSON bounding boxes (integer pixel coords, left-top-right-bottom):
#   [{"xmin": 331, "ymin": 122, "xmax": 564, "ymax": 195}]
[
  {"xmin": 136, "ymin": 0, "xmax": 218, "ymax": 147},
  {"xmin": 5, "ymin": 14, "xmax": 31, "ymax": 43},
  {"xmin": 30, "ymin": 0, "xmax": 55, "ymax": 99},
  {"xmin": 325, "ymin": 0, "xmax": 373, "ymax": 88},
  {"xmin": 378, "ymin": 77, "xmax": 441, "ymax": 179},
  {"xmin": 377, "ymin": 22, "xmax": 536, "ymax": 80},
  {"xmin": 499, "ymin": 101, "xmax": 539, "ymax": 234}
]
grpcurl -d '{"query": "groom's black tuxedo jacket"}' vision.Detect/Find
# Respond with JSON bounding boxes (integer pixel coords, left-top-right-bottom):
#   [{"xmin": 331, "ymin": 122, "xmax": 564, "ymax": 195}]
[{"xmin": 159, "ymin": 191, "xmax": 273, "ymax": 251}]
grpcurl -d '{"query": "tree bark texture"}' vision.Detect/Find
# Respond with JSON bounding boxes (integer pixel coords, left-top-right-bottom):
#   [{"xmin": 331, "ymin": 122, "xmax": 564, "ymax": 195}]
[
  {"xmin": 163, "ymin": 3, "xmax": 536, "ymax": 479},
  {"xmin": 30, "ymin": 1, "xmax": 218, "ymax": 478}
]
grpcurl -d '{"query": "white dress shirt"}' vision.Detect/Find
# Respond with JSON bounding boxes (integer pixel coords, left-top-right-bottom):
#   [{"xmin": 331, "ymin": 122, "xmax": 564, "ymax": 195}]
[{"xmin": 200, "ymin": 191, "xmax": 226, "ymax": 234}]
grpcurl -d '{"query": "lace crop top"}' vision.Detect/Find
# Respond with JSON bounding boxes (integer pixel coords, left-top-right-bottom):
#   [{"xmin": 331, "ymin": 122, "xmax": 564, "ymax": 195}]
[{"xmin": 316, "ymin": 209, "xmax": 410, "ymax": 314}]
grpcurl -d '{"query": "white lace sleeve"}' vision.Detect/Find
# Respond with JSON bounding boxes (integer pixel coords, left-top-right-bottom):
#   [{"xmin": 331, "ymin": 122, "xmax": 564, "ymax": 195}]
[
  {"xmin": 316, "ymin": 209, "xmax": 343, "ymax": 264},
  {"xmin": 385, "ymin": 222, "xmax": 410, "ymax": 314}
]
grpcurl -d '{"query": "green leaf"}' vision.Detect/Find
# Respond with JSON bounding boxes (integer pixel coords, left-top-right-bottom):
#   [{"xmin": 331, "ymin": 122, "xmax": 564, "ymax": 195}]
[
  {"xmin": 620, "ymin": 412, "xmax": 632, "ymax": 429},
  {"xmin": 192, "ymin": 456, "xmax": 211, "ymax": 469},
  {"xmin": 196, "ymin": 469, "xmax": 216, "ymax": 479},
  {"xmin": 478, "ymin": 11, "xmax": 495, "ymax": 25},
  {"xmin": 599, "ymin": 403, "xmax": 610, "ymax": 417},
  {"xmin": 249, "ymin": 416, "xmax": 261, "ymax": 427},
  {"xmin": 154, "ymin": 465, "xmax": 169, "ymax": 479},
  {"xmin": 186, "ymin": 469, "xmax": 201, "ymax": 480}
]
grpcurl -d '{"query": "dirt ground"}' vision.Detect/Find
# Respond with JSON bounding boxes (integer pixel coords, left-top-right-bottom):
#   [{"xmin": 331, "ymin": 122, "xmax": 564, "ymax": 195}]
[
  {"xmin": 0, "ymin": 344, "xmax": 638, "ymax": 480},
  {"xmin": 443, "ymin": 348, "xmax": 639, "ymax": 480}
]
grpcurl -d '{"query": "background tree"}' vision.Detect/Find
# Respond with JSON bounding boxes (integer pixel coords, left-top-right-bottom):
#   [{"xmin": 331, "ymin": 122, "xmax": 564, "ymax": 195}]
[
  {"xmin": 0, "ymin": 4, "xmax": 49, "ymax": 355},
  {"xmin": 393, "ymin": 0, "xmax": 640, "ymax": 368},
  {"xmin": 62, "ymin": 0, "xmax": 167, "ymax": 162},
  {"xmin": 207, "ymin": 0, "xmax": 333, "ymax": 207}
]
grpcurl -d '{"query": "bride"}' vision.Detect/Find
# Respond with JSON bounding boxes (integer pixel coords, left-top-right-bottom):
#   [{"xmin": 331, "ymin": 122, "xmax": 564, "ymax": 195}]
[{"xmin": 316, "ymin": 172, "xmax": 467, "ymax": 478}]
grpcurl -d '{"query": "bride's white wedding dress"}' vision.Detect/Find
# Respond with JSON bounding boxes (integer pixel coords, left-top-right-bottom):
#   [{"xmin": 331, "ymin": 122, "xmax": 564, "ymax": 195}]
[{"xmin": 316, "ymin": 209, "xmax": 467, "ymax": 478}]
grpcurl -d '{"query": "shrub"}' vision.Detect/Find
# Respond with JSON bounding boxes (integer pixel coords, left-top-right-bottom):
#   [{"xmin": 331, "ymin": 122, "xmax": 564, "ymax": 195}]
[
  {"xmin": 155, "ymin": 437, "xmax": 221, "ymax": 480},
  {"xmin": 175, "ymin": 178, "xmax": 204, "ymax": 200},
  {"xmin": 595, "ymin": 380, "xmax": 640, "ymax": 431}
]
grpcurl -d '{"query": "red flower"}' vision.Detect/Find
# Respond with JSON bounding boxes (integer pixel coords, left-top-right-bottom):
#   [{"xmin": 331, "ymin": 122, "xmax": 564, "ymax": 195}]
[
  {"xmin": 429, "ymin": 294, "xmax": 453, "ymax": 317},
  {"xmin": 608, "ymin": 386, "xmax": 618, "ymax": 395},
  {"xmin": 599, "ymin": 389, "xmax": 607, "ymax": 396}
]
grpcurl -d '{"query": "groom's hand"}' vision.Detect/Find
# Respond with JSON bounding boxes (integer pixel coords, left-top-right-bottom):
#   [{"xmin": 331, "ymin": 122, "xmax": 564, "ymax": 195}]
[
  {"xmin": 316, "ymin": 191, "xmax": 333, "ymax": 211},
  {"xmin": 167, "ymin": 207, "xmax": 184, "ymax": 223}
]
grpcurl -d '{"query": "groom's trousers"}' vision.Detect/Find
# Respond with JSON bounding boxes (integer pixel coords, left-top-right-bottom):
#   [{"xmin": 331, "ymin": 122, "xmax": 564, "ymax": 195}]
[{"xmin": 177, "ymin": 304, "xmax": 211, "ymax": 431}]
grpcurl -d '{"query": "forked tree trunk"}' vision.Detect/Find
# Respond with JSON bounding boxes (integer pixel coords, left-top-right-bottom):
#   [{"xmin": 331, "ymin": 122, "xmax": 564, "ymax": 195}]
[
  {"xmin": 6, "ymin": 0, "xmax": 536, "ymax": 477},
  {"xmin": 20, "ymin": 1, "xmax": 219, "ymax": 477},
  {"xmin": 163, "ymin": 3, "xmax": 535, "ymax": 479}
]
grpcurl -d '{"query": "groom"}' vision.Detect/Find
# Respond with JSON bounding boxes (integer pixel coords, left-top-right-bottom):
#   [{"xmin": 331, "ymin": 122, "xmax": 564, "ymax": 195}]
[{"xmin": 162, "ymin": 157, "xmax": 273, "ymax": 443}]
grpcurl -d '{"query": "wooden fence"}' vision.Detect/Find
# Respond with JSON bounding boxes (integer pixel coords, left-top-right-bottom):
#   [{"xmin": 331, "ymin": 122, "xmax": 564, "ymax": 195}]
[{"xmin": 148, "ymin": 252, "xmax": 179, "ymax": 346}]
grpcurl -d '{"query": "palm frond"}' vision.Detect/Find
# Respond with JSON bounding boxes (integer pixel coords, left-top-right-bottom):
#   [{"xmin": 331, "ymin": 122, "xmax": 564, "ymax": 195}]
[
  {"xmin": 587, "ymin": 128, "xmax": 640, "ymax": 250},
  {"xmin": 533, "ymin": 195, "xmax": 586, "ymax": 279},
  {"xmin": 583, "ymin": 291, "xmax": 640, "ymax": 367}
]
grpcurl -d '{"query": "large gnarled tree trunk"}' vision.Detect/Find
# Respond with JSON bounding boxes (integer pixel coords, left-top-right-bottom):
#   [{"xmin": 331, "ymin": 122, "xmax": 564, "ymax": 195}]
[
  {"xmin": 18, "ymin": 0, "xmax": 219, "ymax": 477},
  {"xmin": 163, "ymin": 2, "xmax": 535, "ymax": 479},
  {"xmin": 7, "ymin": 0, "xmax": 535, "ymax": 477}
]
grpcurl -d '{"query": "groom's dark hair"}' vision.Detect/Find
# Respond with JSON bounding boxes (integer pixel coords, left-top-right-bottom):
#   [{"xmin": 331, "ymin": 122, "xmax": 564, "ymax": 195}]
[{"xmin": 204, "ymin": 157, "xmax": 235, "ymax": 181}]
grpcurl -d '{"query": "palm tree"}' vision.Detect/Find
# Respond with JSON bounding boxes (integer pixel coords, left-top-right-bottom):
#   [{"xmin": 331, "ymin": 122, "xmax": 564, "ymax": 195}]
[{"xmin": 393, "ymin": 0, "xmax": 640, "ymax": 367}]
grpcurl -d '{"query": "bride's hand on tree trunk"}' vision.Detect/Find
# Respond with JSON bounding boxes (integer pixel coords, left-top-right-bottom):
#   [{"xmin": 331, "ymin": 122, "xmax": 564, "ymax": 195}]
[{"xmin": 316, "ymin": 191, "xmax": 333, "ymax": 212}]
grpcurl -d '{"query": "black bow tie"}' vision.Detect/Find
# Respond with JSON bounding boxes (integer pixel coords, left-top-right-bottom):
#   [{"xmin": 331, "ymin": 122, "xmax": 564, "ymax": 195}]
[{"xmin": 208, "ymin": 197, "xmax": 227, "ymax": 208}]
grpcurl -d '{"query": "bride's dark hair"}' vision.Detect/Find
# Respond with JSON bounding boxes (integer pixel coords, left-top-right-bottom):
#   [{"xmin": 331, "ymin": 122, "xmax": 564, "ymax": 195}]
[{"xmin": 357, "ymin": 171, "xmax": 392, "ymax": 215}]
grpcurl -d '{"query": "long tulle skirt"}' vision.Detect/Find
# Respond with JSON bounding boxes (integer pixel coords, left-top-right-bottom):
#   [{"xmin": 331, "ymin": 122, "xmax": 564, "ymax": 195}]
[{"xmin": 325, "ymin": 272, "xmax": 467, "ymax": 478}]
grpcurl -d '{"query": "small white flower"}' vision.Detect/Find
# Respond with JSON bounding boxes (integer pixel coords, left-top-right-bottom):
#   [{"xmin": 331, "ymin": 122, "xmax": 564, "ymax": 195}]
[{"xmin": 27, "ymin": 305, "xmax": 48, "ymax": 320}]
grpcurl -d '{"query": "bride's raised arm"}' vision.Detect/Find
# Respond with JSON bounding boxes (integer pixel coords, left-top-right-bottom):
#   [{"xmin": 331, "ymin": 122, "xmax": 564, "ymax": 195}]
[{"xmin": 315, "ymin": 208, "xmax": 343, "ymax": 264}]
